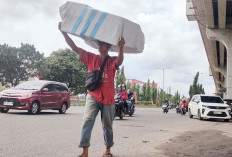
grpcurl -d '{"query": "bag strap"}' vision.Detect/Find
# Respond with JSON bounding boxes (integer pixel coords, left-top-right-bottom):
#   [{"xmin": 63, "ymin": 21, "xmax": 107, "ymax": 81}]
[{"xmin": 100, "ymin": 55, "xmax": 110, "ymax": 72}]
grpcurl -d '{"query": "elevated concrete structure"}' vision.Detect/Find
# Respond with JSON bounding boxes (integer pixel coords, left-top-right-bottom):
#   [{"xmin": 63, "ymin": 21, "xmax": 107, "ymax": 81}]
[{"xmin": 186, "ymin": 0, "xmax": 232, "ymax": 100}]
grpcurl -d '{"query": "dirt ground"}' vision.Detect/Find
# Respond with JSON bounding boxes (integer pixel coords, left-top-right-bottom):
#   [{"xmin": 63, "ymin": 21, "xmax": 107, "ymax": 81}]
[{"xmin": 158, "ymin": 130, "xmax": 232, "ymax": 157}]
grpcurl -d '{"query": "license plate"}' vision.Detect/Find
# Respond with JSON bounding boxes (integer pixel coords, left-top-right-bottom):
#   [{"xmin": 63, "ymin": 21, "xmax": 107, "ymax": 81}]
[
  {"xmin": 214, "ymin": 111, "xmax": 222, "ymax": 114},
  {"xmin": 3, "ymin": 101, "xmax": 13, "ymax": 106}
]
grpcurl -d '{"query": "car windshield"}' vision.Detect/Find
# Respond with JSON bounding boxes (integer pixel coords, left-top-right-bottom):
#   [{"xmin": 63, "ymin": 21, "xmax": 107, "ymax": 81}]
[
  {"xmin": 201, "ymin": 96, "xmax": 223, "ymax": 103},
  {"xmin": 14, "ymin": 82, "xmax": 46, "ymax": 90}
]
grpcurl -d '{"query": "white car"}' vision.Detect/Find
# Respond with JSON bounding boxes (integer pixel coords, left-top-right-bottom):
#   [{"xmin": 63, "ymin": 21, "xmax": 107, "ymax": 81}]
[{"xmin": 188, "ymin": 94, "xmax": 231, "ymax": 122}]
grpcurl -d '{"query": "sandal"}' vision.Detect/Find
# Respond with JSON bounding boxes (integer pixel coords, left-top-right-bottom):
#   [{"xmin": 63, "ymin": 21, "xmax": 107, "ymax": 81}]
[{"xmin": 102, "ymin": 153, "xmax": 113, "ymax": 157}]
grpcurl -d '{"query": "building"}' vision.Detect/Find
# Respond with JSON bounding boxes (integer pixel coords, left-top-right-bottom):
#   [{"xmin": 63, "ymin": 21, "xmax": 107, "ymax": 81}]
[
  {"xmin": 127, "ymin": 79, "xmax": 158, "ymax": 88},
  {"xmin": 186, "ymin": 0, "xmax": 232, "ymax": 101}
]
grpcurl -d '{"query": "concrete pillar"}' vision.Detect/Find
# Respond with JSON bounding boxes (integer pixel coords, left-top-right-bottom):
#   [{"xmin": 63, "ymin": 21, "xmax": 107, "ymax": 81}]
[{"xmin": 206, "ymin": 28, "xmax": 232, "ymax": 100}]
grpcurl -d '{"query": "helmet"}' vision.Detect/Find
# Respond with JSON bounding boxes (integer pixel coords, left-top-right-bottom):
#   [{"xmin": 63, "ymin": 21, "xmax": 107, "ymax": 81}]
[{"xmin": 182, "ymin": 98, "xmax": 186, "ymax": 102}]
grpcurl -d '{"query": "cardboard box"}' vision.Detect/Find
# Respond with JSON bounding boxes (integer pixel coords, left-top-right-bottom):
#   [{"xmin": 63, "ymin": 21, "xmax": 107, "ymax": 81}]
[{"xmin": 60, "ymin": 1, "xmax": 144, "ymax": 53}]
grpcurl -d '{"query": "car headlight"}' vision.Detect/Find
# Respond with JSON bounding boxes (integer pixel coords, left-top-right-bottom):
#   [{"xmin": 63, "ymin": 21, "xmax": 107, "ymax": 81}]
[
  {"xmin": 21, "ymin": 93, "xmax": 32, "ymax": 98},
  {"xmin": 0, "ymin": 92, "xmax": 5, "ymax": 96},
  {"xmin": 226, "ymin": 106, "xmax": 231, "ymax": 109},
  {"xmin": 202, "ymin": 105, "xmax": 209, "ymax": 108}
]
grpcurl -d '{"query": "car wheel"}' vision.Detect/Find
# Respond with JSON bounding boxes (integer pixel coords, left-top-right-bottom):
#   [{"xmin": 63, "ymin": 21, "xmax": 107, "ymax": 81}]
[
  {"xmin": 189, "ymin": 109, "xmax": 193, "ymax": 118},
  {"xmin": 224, "ymin": 119, "xmax": 229, "ymax": 122},
  {"xmin": 198, "ymin": 110, "xmax": 203, "ymax": 120},
  {"xmin": 59, "ymin": 103, "xmax": 67, "ymax": 114},
  {"xmin": 29, "ymin": 102, "xmax": 39, "ymax": 114},
  {"xmin": 0, "ymin": 108, "xmax": 9, "ymax": 113}
]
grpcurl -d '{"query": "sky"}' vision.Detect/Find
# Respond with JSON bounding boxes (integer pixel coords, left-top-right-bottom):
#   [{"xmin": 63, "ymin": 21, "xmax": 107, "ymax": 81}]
[{"xmin": 0, "ymin": 0, "xmax": 215, "ymax": 97}]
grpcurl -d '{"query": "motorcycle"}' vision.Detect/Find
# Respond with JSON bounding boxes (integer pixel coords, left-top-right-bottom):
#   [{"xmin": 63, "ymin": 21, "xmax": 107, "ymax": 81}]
[
  {"xmin": 180, "ymin": 105, "xmax": 186, "ymax": 115},
  {"xmin": 162, "ymin": 104, "xmax": 169, "ymax": 113},
  {"xmin": 126, "ymin": 96, "xmax": 135, "ymax": 116},
  {"xmin": 176, "ymin": 105, "xmax": 181, "ymax": 114},
  {"xmin": 114, "ymin": 94, "xmax": 125, "ymax": 119}
]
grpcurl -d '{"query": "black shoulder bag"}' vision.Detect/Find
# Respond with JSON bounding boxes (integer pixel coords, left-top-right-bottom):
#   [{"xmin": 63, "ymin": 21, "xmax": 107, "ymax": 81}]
[{"xmin": 85, "ymin": 55, "xmax": 110, "ymax": 91}]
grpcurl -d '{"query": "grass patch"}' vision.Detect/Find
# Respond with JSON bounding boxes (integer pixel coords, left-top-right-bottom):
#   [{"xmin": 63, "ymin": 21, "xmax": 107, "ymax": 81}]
[
  {"xmin": 71, "ymin": 100, "xmax": 86, "ymax": 106},
  {"xmin": 135, "ymin": 104, "xmax": 159, "ymax": 108},
  {"xmin": 0, "ymin": 87, "xmax": 6, "ymax": 92},
  {"xmin": 70, "ymin": 101, "xmax": 159, "ymax": 108}
]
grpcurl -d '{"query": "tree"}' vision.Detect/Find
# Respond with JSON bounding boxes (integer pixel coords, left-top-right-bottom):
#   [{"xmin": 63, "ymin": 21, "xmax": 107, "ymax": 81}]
[
  {"xmin": 132, "ymin": 83, "xmax": 136, "ymax": 92},
  {"xmin": 136, "ymin": 84, "xmax": 140, "ymax": 98},
  {"xmin": 115, "ymin": 69, "xmax": 120, "ymax": 89},
  {"xmin": 0, "ymin": 44, "xmax": 44, "ymax": 86},
  {"xmin": 39, "ymin": 48, "xmax": 88, "ymax": 94},
  {"xmin": 146, "ymin": 79, "xmax": 151, "ymax": 101},
  {"xmin": 142, "ymin": 83, "xmax": 146, "ymax": 101},
  {"xmin": 151, "ymin": 81, "xmax": 157, "ymax": 104},
  {"xmin": 216, "ymin": 87, "xmax": 226, "ymax": 98},
  {"xmin": 189, "ymin": 72, "xmax": 205, "ymax": 99},
  {"xmin": 173, "ymin": 91, "xmax": 180, "ymax": 104},
  {"xmin": 126, "ymin": 81, "xmax": 131, "ymax": 90},
  {"xmin": 119, "ymin": 65, "xmax": 126, "ymax": 85}
]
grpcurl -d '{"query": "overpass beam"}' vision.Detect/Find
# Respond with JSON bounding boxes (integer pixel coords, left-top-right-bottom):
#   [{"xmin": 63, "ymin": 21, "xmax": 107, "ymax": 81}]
[{"xmin": 206, "ymin": 28, "xmax": 232, "ymax": 100}]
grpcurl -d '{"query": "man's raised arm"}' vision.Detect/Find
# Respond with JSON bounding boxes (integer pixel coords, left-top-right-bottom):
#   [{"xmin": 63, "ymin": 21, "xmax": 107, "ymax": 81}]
[
  {"xmin": 115, "ymin": 39, "xmax": 125, "ymax": 67},
  {"xmin": 58, "ymin": 22, "xmax": 83, "ymax": 56}
]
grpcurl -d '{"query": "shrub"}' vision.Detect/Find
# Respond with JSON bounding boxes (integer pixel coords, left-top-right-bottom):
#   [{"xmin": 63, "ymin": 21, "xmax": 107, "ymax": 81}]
[{"xmin": 0, "ymin": 87, "xmax": 6, "ymax": 92}]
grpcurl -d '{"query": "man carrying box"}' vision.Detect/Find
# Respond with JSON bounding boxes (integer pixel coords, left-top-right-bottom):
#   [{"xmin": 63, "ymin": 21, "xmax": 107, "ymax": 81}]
[{"xmin": 59, "ymin": 22, "xmax": 125, "ymax": 157}]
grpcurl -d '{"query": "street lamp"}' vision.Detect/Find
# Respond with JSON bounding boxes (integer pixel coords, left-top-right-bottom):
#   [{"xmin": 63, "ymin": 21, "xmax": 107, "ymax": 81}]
[{"xmin": 157, "ymin": 68, "xmax": 171, "ymax": 103}]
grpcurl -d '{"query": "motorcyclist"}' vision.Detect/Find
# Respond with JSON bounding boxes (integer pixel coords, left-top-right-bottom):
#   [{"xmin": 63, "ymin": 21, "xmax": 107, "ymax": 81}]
[
  {"xmin": 121, "ymin": 84, "xmax": 128, "ymax": 114},
  {"xmin": 115, "ymin": 85, "xmax": 124, "ymax": 115},
  {"xmin": 176, "ymin": 101, "xmax": 180, "ymax": 114},
  {"xmin": 164, "ymin": 98, "xmax": 169, "ymax": 108},
  {"xmin": 127, "ymin": 89, "xmax": 134, "ymax": 109},
  {"xmin": 180, "ymin": 98, "xmax": 188, "ymax": 112}
]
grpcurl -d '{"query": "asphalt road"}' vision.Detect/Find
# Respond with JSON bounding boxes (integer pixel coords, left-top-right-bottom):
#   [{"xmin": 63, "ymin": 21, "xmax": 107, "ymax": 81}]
[{"xmin": 0, "ymin": 107, "xmax": 232, "ymax": 157}]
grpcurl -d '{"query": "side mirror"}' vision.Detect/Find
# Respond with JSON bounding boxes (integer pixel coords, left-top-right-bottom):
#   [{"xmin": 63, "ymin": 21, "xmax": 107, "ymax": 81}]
[
  {"xmin": 42, "ymin": 88, "xmax": 49, "ymax": 92},
  {"xmin": 224, "ymin": 101, "xmax": 228, "ymax": 104},
  {"xmin": 196, "ymin": 100, "xmax": 199, "ymax": 104}
]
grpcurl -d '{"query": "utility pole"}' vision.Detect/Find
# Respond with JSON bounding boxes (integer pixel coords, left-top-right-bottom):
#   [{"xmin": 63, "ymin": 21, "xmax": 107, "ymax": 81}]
[{"xmin": 157, "ymin": 68, "xmax": 171, "ymax": 104}]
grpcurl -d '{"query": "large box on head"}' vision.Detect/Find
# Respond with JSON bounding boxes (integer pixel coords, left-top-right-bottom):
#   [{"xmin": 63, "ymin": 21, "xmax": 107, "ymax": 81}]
[{"xmin": 59, "ymin": 1, "xmax": 145, "ymax": 53}]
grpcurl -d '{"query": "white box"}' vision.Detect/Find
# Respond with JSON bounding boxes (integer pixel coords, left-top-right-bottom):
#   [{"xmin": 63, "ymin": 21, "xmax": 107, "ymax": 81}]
[{"xmin": 59, "ymin": 1, "xmax": 144, "ymax": 53}]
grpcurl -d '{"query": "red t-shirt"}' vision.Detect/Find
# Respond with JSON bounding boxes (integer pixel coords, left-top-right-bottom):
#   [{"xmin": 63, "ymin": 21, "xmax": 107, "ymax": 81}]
[
  {"xmin": 80, "ymin": 50, "xmax": 118, "ymax": 104},
  {"xmin": 122, "ymin": 91, "xmax": 128, "ymax": 102}
]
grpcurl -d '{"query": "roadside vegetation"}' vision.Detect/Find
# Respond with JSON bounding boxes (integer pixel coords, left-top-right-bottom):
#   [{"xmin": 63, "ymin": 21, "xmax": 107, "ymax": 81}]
[{"xmin": 1, "ymin": 43, "xmax": 207, "ymax": 105}]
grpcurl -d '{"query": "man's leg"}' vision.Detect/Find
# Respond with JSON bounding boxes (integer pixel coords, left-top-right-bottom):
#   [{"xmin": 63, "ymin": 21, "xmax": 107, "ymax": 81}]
[
  {"xmin": 79, "ymin": 94, "xmax": 99, "ymax": 156},
  {"xmin": 101, "ymin": 104, "xmax": 115, "ymax": 155}
]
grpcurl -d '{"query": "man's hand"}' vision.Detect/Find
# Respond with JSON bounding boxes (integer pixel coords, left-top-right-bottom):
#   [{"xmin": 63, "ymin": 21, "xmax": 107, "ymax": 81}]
[
  {"xmin": 118, "ymin": 39, "xmax": 125, "ymax": 50},
  {"xmin": 58, "ymin": 22, "xmax": 62, "ymax": 31},
  {"xmin": 115, "ymin": 39, "xmax": 125, "ymax": 67}
]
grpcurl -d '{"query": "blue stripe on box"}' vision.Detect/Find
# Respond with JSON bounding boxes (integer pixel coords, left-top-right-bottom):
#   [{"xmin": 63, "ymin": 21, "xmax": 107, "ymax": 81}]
[
  {"xmin": 80, "ymin": 10, "xmax": 98, "ymax": 36},
  {"xmin": 71, "ymin": 6, "xmax": 89, "ymax": 34},
  {"xmin": 90, "ymin": 12, "xmax": 108, "ymax": 38}
]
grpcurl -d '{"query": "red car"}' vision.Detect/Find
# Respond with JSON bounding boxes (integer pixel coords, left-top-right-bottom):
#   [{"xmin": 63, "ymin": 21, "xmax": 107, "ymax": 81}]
[{"xmin": 0, "ymin": 80, "xmax": 70, "ymax": 114}]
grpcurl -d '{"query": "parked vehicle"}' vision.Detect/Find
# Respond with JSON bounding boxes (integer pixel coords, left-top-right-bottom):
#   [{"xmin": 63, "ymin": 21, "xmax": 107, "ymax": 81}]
[
  {"xmin": 114, "ymin": 94, "xmax": 124, "ymax": 119},
  {"xmin": 0, "ymin": 80, "xmax": 70, "ymax": 114},
  {"xmin": 162, "ymin": 103, "xmax": 169, "ymax": 113},
  {"xmin": 188, "ymin": 94, "xmax": 231, "ymax": 122}
]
